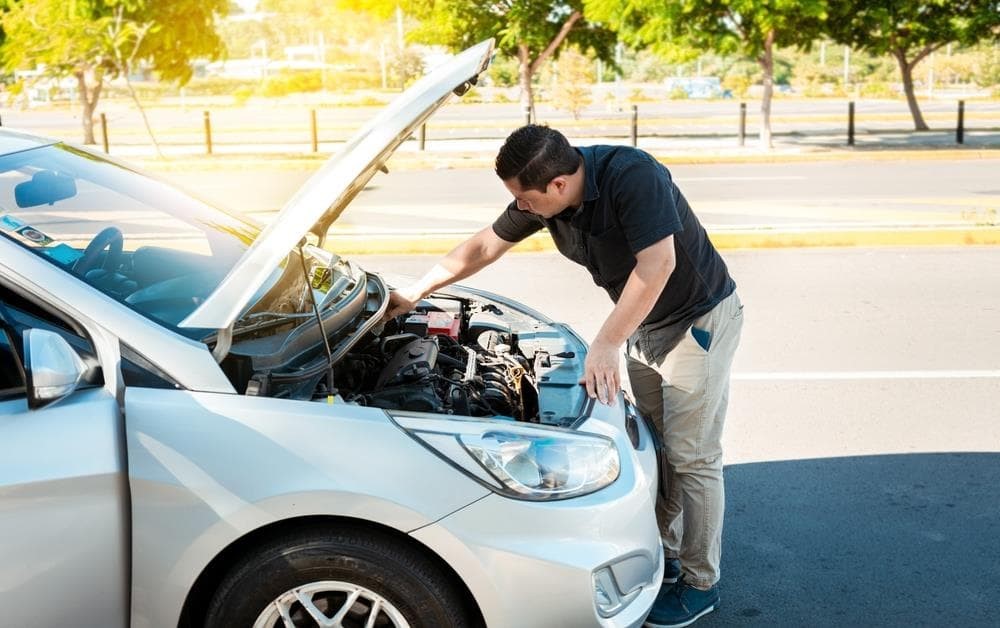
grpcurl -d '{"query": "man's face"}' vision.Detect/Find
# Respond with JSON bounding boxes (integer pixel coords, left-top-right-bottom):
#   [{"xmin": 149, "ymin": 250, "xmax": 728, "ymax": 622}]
[{"xmin": 502, "ymin": 176, "xmax": 569, "ymax": 219}]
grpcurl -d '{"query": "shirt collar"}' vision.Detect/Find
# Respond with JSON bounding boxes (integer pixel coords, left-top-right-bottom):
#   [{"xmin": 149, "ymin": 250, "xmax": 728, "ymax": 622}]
[
  {"xmin": 563, "ymin": 147, "xmax": 598, "ymax": 229},
  {"xmin": 579, "ymin": 147, "xmax": 600, "ymax": 204}
]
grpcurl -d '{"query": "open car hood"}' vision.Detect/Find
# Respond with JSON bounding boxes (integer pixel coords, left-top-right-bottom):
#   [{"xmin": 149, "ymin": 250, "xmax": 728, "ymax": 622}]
[{"xmin": 179, "ymin": 39, "xmax": 494, "ymax": 330}]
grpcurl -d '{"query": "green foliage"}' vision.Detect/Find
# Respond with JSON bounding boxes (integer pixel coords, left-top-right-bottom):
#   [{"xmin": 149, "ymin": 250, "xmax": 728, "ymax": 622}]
[
  {"xmin": 261, "ymin": 70, "xmax": 323, "ymax": 96},
  {"xmin": 488, "ymin": 55, "xmax": 522, "ymax": 88},
  {"xmin": 667, "ymin": 86, "xmax": 688, "ymax": 99},
  {"xmin": 981, "ymin": 45, "xmax": 1000, "ymax": 86},
  {"xmin": 232, "ymin": 85, "xmax": 254, "ymax": 105},
  {"xmin": 621, "ymin": 49, "xmax": 673, "ymax": 82},
  {"xmin": 585, "ymin": 0, "xmax": 828, "ymax": 62},
  {"xmin": 860, "ymin": 81, "xmax": 897, "ymax": 98},
  {"xmin": 367, "ymin": 0, "xmax": 619, "ymax": 110},
  {"xmin": 388, "ymin": 1, "xmax": 617, "ymax": 63},
  {"xmin": 825, "ymin": 1, "xmax": 1000, "ymax": 62},
  {"xmin": 549, "ymin": 46, "xmax": 594, "ymax": 118},
  {"xmin": 721, "ymin": 74, "xmax": 753, "ymax": 98},
  {"xmin": 0, "ymin": 0, "xmax": 228, "ymax": 84},
  {"xmin": 824, "ymin": 1, "xmax": 1000, "ymax": 127}
]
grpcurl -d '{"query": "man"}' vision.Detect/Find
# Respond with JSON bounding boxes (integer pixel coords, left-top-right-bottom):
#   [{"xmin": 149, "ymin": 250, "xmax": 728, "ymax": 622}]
[{"xmin": 387, "ymin": 125, "xmax": 743, "ymax": 628}]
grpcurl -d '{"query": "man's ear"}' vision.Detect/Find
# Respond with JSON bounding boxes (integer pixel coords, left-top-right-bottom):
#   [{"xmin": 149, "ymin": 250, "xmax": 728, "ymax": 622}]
[{"xmin": 550, "ymin": 176, "xmax": 567, "ymax": 194}]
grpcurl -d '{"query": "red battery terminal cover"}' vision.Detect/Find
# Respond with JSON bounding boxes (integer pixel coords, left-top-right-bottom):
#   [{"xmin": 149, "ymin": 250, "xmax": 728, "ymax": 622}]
[{"xmin": 427, "ymin": 311, "xmax": 461, "ymax": 339}]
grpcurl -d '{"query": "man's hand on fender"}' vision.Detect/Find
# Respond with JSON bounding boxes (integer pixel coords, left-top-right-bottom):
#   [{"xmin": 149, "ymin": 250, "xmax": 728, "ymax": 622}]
[{"xmin": 579, "ymin": 339, "xmax": 621, "ymax": 406}]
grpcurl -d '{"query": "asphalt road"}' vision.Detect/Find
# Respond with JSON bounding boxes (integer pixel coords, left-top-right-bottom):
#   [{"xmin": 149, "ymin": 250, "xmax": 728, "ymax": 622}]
[
  {"xmin": 352, "ymin": 247, "xmax": 1000, "ymax": 627},
  {"xmin": 173, "ymin": 158, "xmax": 1000, "ymax": 230}
]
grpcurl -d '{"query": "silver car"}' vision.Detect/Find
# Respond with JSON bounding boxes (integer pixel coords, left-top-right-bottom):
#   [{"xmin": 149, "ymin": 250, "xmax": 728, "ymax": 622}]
[{"xmin": 0, "ymin": 40, "xmax": 663, "ymax": 628}]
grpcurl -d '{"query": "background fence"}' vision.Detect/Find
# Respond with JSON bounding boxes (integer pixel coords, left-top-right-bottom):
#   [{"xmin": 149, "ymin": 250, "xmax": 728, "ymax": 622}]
[{"xmin": 3, "ymin": 98, "xmax": 999, "ymax": 156}]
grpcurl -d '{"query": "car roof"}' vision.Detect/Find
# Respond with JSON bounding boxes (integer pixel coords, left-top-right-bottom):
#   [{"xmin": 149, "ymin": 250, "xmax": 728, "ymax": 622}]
[{"xmin": 0, "ymin": 129, "xmax": 58, "ymax": 156}]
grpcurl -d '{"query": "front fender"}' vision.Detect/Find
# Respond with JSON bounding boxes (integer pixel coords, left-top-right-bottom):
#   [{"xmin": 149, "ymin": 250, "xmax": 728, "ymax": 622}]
[{"xmin": 124, "ymin": 388, "xmax": 489, "ymax": 628}]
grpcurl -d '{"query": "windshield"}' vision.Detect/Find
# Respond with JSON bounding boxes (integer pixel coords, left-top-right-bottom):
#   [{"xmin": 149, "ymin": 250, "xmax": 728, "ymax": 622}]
[{"xmin": 0, "ymin": 143, "xmax": 260, "ymax": 334}]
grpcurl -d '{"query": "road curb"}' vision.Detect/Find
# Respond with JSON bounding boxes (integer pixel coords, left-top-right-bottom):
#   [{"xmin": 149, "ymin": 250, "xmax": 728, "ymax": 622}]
[{"xmin": 325, "ymin": 226, "xmax": 1000, "ymax": 255}]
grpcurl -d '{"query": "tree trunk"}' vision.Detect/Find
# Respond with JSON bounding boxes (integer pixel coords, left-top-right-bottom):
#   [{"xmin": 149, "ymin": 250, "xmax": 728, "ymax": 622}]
[
  {"xmin": 75, "ymin": 69, "xmax": 103, "ymax": 145},
  {"xmin": 895, "ymin": 51, "xmax": 930, "ymax": 131},
  {"xmin": 758, "ymin": 29, "xmax": 775, "ymax": 149},
  {"xmin": 517, "ymin": 44, "xmax": 535, "ymax": 123},
  {"xmin": 515, "ymin": 11, "xmax": 582, "ymax": 126}
]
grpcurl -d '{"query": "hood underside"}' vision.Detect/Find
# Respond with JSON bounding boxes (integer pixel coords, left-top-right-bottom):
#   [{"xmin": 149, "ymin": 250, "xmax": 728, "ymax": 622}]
[{"xmin": 179, "ymin": 39, "xmax": 494, "ymax": 331}]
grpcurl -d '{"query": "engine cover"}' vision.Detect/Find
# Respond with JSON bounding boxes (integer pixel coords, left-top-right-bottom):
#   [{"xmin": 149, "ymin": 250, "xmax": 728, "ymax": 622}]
[{"xmin": 375, "ymin": 337, "xmax": 439, "ymax": 389}]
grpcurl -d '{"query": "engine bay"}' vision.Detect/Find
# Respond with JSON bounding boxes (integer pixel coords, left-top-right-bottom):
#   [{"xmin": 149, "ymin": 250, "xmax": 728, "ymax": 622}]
[{"xmin": 219, "ymin": 258, "xmax": 585, "ymax": 426}]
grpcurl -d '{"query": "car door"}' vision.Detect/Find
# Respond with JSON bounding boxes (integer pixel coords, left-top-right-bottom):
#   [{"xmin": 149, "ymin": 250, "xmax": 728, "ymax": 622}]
[{"xmin": 0, "ymin": 284, "xmax": 128, "ymax": 628}]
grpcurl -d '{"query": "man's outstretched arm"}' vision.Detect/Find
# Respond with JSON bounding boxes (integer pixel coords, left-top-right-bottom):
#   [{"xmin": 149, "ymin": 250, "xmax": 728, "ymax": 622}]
[
  {"xmin": 386, "ymin": 226, "xmax": 517, "ymax": 318},
  {"xmin": 583, "ymin": 235, "xmax": 676, "ymax": 404}
]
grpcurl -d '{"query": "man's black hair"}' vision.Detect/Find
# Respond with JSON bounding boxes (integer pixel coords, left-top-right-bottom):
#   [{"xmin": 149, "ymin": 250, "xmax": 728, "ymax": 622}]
[{"xmin": 495, "ymin": 124, "xmax": 581, "ymax": 192}]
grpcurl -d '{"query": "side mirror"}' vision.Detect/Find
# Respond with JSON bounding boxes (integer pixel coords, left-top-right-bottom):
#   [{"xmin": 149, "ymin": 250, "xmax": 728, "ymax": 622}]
[{"xmin": 22, "ymin": 329, "xmax": 86, "ymax": 410}]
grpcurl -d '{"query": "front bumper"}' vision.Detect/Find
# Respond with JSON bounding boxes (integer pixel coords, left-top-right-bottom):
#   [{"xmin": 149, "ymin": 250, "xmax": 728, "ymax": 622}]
[{"xmin": 410, "ymin": 399, "xmax": 663, "ymax": 627}]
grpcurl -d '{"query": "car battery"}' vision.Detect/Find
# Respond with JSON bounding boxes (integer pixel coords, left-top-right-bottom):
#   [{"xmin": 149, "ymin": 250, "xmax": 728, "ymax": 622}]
[{"xmin": 404, "ymin": 311, "xmax": 460, "ymax": 339}]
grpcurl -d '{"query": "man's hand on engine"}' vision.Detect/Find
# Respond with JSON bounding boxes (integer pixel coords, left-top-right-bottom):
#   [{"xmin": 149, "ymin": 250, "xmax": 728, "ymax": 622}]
[{"xmin": 385, "ymin": 287, "xmax": 422, "ymax": 319}]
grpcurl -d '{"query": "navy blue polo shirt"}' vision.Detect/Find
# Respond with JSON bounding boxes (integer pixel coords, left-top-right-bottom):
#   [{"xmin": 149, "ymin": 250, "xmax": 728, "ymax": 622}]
[{"xmin": 492, "ymin": 145, "xmax": 735, "ymax": 358}]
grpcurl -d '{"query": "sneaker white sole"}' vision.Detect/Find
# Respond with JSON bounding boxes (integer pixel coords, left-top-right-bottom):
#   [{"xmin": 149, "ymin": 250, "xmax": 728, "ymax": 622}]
[{"xmin": 643, "ymin": 603, "xmax": 716, "ymax": 628}]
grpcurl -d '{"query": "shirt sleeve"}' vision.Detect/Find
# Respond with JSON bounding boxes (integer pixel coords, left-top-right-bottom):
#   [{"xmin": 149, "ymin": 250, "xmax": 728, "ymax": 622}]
[
  {"xmin": 491, "ymin": 201, "xmax": 544, "ymax": 243},
  {"xmin": 611, "ymin": 159, "xmax": 683, "ymax": 254}
]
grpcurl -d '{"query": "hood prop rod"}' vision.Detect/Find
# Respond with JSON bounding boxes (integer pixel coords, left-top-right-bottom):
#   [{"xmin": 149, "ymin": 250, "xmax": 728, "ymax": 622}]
[{"xmin": 297, "ymin": 242, "xmax": 337, "ymax": 400}]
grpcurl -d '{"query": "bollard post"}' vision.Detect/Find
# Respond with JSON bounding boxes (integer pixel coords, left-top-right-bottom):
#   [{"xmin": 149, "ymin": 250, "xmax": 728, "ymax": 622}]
[
  {"xmin": 203, "ymin": 110, "xmax": 213, "ymax": 155},
  {"xmin": 957, "ymin": 100, "xmax": 965, "ymax": 145},
  {"xmin": 419, "ymin": 123, "xmax": 426, "ymax": 151},
  {"xmin": 847, "ymin": 101, "xmax": 855, "ymax": 146},
  {"xmin": 0, "ymin": 114, "xmax": 3, "ymax": 127},
  {"xmin": 100, "ymin": 113, "xmax": 110, "ymax": 153},
  {"xmin": 630, "ymin": 105, "xmax": 638, "ymax": 147},
  {"xmin": 738, "ymin": 102, "xmax": 747, "ymax": 147},
  {"xmin": 310, "ymin": 109, "xmax": 318, "ymax": 152},
  {"xmin": 524, "ymin": 107, "xmax": 531, "ymax": 126}
]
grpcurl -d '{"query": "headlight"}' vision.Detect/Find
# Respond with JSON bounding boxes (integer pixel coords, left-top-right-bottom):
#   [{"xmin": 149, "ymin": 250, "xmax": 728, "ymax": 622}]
[{"xmin": 393, "ymin": 415, "xmax": 620, "ymax": 501}]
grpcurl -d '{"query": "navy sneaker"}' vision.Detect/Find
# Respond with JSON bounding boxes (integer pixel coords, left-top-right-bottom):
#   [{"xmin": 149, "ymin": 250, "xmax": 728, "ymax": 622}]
[
  {"xmin": 663, "ymin": 558, "xmax": 681, "ymax": 584},
  {"xmin": 644, "ymin": 577, "xmax": 719, "ymax": 628}
]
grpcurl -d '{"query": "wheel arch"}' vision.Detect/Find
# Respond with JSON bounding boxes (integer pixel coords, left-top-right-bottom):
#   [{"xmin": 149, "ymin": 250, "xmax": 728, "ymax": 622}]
[{"xmin": 176, "ymin": 515, "xmax": 485, "ymax": 628}]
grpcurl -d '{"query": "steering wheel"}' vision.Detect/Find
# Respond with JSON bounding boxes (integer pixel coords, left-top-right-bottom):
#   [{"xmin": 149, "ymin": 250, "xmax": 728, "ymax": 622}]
[{"xmin": 74, "ymin": 226, "xmax": 124, "ymax": 275}]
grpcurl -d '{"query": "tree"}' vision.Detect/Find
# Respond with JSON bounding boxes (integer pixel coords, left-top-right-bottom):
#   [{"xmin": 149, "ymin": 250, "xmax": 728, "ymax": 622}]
[
  {"xmin": 586, "ymin": 0, "xmax": 827, "ymax": 148},
  {"xmin": 824, "ymin": 1, "xmax": 1000, "ymax": 130},
  {"xmin": 549, "ymin": 45, "xmax": 594, "ymax": 119},
  {"xmin": 360, "ymin": 1, "xmax": 617, "ymax": 118},
  {"xmin": 0, "ymin": 0, "xmax": 228, "ymax": 144}
]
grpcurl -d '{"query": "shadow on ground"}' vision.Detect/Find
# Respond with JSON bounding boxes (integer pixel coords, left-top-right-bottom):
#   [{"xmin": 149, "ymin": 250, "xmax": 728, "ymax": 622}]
[{"xmin": 694, "ymin": 453, "xmax": 999, "ymax": 627}]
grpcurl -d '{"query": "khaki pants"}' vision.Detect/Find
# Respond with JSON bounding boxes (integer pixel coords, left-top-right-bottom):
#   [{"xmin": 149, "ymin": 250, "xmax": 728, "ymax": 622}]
[{"xmin": 626, "ymin": 291, "xmax": 743, "ymax": 589}]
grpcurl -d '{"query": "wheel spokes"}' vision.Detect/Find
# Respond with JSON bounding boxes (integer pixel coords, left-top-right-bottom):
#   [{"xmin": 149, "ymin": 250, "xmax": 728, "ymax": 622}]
[
  {"xmin": 328, "ymin": 588, "xmax": 363, "ymax": 626},
  {"xmin": 255, "ymin": 581, "xmax": 410, "ymax": 628}
]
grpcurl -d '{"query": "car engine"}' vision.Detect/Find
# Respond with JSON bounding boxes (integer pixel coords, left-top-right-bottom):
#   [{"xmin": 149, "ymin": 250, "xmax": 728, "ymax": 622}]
[
  {"xmin": 333, "ymin": 311, "xmax": 539, "ymax": 421},
  {"xmin": 223, "ymin": 264, "xmax": 572, "ymax": 423}
]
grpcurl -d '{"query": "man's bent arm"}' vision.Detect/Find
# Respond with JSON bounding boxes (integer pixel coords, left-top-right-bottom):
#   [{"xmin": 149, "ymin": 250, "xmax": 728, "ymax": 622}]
[
  {"xmin": 387, "ymin": 226, "xmax": 517, "ymax": 317},
  {"xmin": 583, "ymin": 235, "xmax": 676, "ymax": 403}
]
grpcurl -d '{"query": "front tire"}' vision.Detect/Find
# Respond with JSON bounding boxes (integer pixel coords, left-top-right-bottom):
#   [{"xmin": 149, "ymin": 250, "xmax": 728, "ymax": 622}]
[{"xmin": 205, "ymin": 524, "xmax": 474, "ymax": 628}]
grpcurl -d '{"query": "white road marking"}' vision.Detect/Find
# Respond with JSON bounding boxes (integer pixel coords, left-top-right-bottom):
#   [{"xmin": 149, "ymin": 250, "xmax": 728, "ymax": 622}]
[{"xmin": 734, "ymin": 370, "xmax": 1000, "ymax": 381}]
